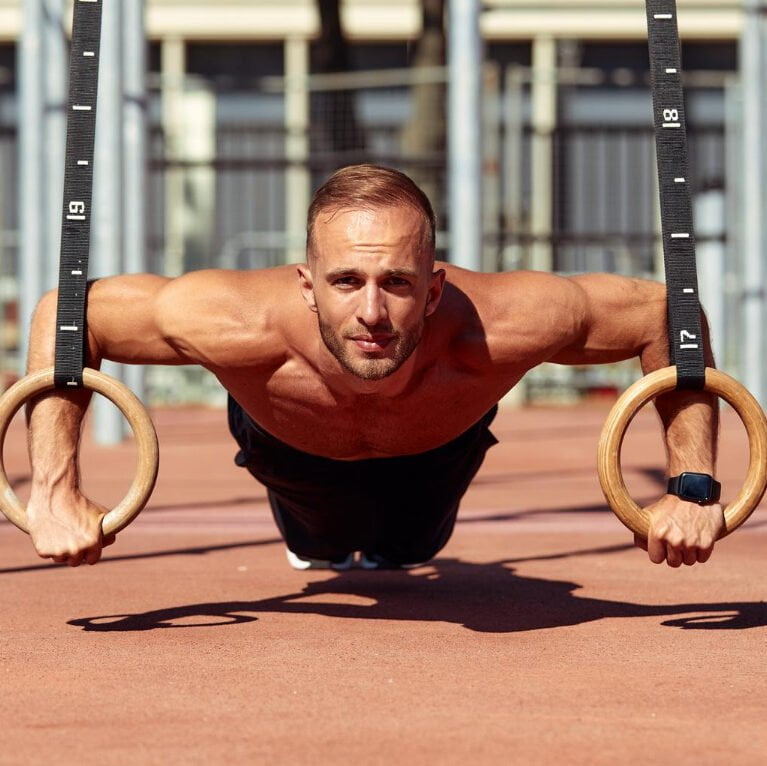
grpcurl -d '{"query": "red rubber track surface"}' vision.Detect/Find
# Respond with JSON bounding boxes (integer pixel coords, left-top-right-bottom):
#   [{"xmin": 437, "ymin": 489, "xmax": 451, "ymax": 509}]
[{"xmin": 1, "ymin": 403, "xmax": 765, "ymax": 765}]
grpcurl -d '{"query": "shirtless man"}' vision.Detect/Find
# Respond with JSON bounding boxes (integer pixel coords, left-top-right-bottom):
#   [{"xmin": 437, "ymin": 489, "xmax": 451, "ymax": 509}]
[{"xmin": 24, "ymin": 164, "xmax": 723, "ymax": 569}]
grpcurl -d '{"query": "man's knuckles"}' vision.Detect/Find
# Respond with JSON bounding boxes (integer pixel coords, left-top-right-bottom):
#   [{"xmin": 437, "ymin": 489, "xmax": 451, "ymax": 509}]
[
  {"xmin": 649, "ymin": 550, "xmax": 666, "ymax": 565},
  {"xmin": 682, "ymin": 548, "xmax": 698, "ymax": 566},
  {"xmin": 697, "ymin": 547, "xmax": 713, "ymax": 563},
  {"xmin": 34, "ymin": 536, "xmax": 100, "ymax": 560}
]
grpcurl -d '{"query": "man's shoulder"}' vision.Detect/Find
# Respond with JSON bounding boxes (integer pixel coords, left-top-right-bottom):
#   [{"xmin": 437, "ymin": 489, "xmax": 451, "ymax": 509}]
[
  {"xmin": 160, "ymin": 265, "xmax": 302, "ymax": 313},
  {"xmin": 155, "ymin": 266, "xmax": 306, "ymax": 368},
  {"xmin": 436, "ymin": 267, "xmax": 588, "ymax": 370},
  {"xmin": 440, "ymin": 266, "xmax": 584, "ymax": 318},
  {"xmin": 171, "ymin": 263, "xmax": 297, "ymax": 291}
]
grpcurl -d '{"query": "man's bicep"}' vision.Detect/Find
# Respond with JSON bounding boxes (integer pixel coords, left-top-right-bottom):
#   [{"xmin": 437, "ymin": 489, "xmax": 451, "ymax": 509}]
[
  {"xmin": 86, "ymin": 274, "xmax": 194, "ymax": 365},
  {"xmin": 548, "ymin": 274, "xmax": 667, "ymax": 366},
  {"xmin": 479, "ymin": 271, "xmax": 591, "ymax": 369}
]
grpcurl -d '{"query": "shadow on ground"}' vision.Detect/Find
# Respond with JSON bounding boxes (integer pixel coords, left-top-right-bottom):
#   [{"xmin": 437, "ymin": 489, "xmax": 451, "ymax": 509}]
[
  {"xmin": 0, "ymin": 537, "xmax": 284, "ymax": 575},
  {"xmin": 68, "ymin": 552, "xmax": 767, "ymax": 634}
]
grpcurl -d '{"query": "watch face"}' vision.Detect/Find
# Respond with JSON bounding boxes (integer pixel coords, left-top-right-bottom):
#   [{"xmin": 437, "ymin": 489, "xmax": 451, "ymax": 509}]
[{"xmin": 679, "ymin": 472, "xmax": 714, "ymax": 502}]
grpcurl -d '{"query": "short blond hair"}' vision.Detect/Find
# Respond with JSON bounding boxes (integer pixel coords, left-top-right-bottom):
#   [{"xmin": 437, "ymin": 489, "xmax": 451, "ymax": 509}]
[{"xmin": 307, "ymin": 164, "xmax": 436, "ymax": 261}]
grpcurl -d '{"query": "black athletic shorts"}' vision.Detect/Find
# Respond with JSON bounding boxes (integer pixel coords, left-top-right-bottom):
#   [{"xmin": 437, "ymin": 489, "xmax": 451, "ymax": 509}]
[{"xmin": 228, "ymin": 396, "xmax": 499, "ymax": 565}]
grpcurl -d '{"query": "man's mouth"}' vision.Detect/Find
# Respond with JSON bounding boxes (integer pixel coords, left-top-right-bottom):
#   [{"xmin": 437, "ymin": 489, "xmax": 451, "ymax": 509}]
[{"xmin": 349, "ymin": 335, "xmax": 394, "ymax": 352}]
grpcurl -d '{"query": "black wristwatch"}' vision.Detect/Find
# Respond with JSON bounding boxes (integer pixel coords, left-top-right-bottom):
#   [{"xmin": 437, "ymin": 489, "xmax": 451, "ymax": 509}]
[{"xmin": 667, "ymin": 472, "xmax": 721, "ymax": 504}]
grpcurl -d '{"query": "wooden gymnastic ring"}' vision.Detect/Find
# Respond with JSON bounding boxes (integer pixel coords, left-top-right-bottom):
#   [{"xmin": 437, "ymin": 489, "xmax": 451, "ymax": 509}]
[
  {"xmin": 598, "ymin": 366, "xmax": 767, "ymax": 539},
  {"xmin": 0, "ymin": 367, "xmax": 158, "ymax": 536}
]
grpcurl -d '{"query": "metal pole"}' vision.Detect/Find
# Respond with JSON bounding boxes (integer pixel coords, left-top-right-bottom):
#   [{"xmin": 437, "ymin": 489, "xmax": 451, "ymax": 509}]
[
  {"xmin": 162, "ymin": 36, "xmax": 186, "ymax": 277},
  {"xmin": 740, "ymin": 0, "xmax": 767, "ymax": 406},
  {"xmin": 42, "ymin": 0, "xmax": 67, "ymax": 296},
  {"xmin": 724, "ymin": 75, "xmax": 742, "ymax": 376},
  {"xmin": 447, "ymin": 0, "xmax": 482, "ymax": 270},
  {"xmin": 694, "ymin": 187, "xmax": 725, "ymax": 371},
  {"xmin": 92, "ymin": 0, "xmax": 125, "ymax": 444},
  {"xmin": 530, "ymin": 35, "xmax": 557, "ymax": 273},
  {"xmin": 122, "ymin": 0, "xmax": 147, "ymax": 403},
  {"xmin": 284, "ymin": 36, "xmax": 311, "ymax": 264},
  {"xmin": 503, "ymin": 63, "xmax": 525, "ymax": 271},
  {"xmin": 500, "ymin": 64, "xmax": 529, "ymax": 408},
  {"xmin": 18, "ymin": 0, "xmax": 45, "ymax": 371},
  {"xmin": 482, "ymin": 61, "xmax": 501, "ymax": 272}
]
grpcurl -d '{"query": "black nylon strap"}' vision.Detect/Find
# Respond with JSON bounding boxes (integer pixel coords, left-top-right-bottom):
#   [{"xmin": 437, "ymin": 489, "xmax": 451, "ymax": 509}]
[
  {"xmin": 53, "ymin": 0, "xmax": 102, "ymax": 388},
  {"xmin": 646, "ymin": 0, "xmax": 706, "ymax": 390}
]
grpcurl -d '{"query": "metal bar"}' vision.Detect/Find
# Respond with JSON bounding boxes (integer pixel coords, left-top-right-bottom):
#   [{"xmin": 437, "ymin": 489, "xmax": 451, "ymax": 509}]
[
  {"xmin": 530, "ymin": 35, "xmax": 557, "ymax": 272},
  {"xmin": 694, "ymin": 186, "xmax": 725, "ymax": 369},
  {"xmin": 262, "ymin": 66, "xmax": 448, "ymax": 93},
  {"xmin": 43, "ymin": 0, "xmax": 67, "ymax": 297},
  {"xmin": 724, "ymin": 74, "xmax": 741, "ymax": 375},
  {"xmin": 161, "ymin": 36, "xmax": 186, "ymax": 278},
  {"xmin": 284, "ymin": 36, "xmax": 310, "ymax": 264},
  {"xmin": 740, "ymin": 0, "xmax": 767, "ymax": 406},
  {"xmin": 92, "ymin": 0, "xmax": 125, "ymax": 444},
  {"xmin": 122, "ymin": 0, "xmax": 147, "ymax": 403},
  {"xmin": 448, "ymin": 0, "xmax": 482, "ymax": 270},
  {"xmin": 482, "ymin": 61, "xmax": 501, "ymax": 272},
  {"xmin": 503, "ymin": 64, "xmax": 525, "ymax": 271},
  {"xmin": 18, "ymin": 0, "xmax": 45, "ymax": 372}
]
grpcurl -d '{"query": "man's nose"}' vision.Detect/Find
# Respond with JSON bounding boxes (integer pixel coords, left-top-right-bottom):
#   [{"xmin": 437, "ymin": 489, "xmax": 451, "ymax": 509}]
[{"xmin": 357, "ymin": 284, "xmax": 388, "ymax": 325}]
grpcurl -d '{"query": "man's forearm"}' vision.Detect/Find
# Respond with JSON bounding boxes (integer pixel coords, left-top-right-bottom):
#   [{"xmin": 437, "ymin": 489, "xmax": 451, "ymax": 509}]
[
  {"xmin": 640, "ymin": 310, "xmax": 718, "ymax": 478},
  {"xmin": 653, "ymin": 392, "xmax": 718, "ymax": 476},
  {"xmin": 25, "ymin": 290, "xmax": 98, "ymax": 496}
]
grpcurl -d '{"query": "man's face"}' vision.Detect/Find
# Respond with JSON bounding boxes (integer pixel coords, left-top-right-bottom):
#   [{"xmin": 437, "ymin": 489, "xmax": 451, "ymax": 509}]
[{"xmin": 298, "ymin": 205, "xmax": 444, "ymax": 381}]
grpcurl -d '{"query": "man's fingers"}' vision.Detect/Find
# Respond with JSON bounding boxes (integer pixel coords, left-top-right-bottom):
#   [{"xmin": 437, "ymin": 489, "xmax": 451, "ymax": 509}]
[
  {"xmin": 35, "ymin": 533, "xmax": 103, "ymax": 566},
  {"xmin": 634, "ymin": 533, "xmax": 648, "ymax": 551},
  {"xmin": 647, "ymin": 534, "xmax": 667, "ymax": 564},
  {"xmin": 48, "ymin": 548, "xmax": 99, "ymax": 566},
  {"xmin": 85, "ymin": 545, "xmax": 103, "ymax": 566},
  {"xmin": 682, "ymin": 547, "xmax": 698, "ymax": 566},
  {"xmin": 664, "ymin": 543, "xmax": 683, "ymax": 568},
  {"xmin": 648, "ymin": 535, "xmax": 714, "ymax": 567},
  {"xmin": 103, "ymin": 533, "xmax": 117, "ymax": 548},
  {"xmin": 640, "ymin": 498, "xmax": 723, "ymax": 568},
  {"xmin": 697, "ymin": 545, "xmax": 714, "ymax": 564}
]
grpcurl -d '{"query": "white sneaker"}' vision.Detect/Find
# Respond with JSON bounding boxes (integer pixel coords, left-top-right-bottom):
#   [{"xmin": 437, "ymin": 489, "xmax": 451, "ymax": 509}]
[{"xmin": 285, "ymin": 548, "xmax": 355, "ymax": 571}]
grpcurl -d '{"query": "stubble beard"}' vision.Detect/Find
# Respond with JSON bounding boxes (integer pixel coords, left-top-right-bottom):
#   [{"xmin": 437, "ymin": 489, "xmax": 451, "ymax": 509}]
[{"xmin": 317, "ymin": 314, "xmax": 424, "ymax": 381}]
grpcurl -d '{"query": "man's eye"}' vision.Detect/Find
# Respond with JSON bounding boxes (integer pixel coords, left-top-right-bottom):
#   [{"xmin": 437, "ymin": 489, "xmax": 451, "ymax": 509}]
[
  {"xmin": 334, "ymin": 277, "xmax": 359, "ymax": 286},
  {"xmin": 387, "ymin": 278, "xmax": 411, "ymax": 288}
]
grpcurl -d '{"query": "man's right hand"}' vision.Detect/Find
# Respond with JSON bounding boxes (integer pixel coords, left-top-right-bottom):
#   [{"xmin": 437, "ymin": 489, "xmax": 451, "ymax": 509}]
[{"xmin": 26, "ymin": 491, "xmax": 116, "ymax": 566}]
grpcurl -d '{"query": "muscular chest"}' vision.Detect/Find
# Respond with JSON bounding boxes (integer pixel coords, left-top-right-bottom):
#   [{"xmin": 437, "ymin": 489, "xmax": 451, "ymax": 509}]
[{"xmin": 223, "ymin": 363, "xmax": 508, "ymax": 459}]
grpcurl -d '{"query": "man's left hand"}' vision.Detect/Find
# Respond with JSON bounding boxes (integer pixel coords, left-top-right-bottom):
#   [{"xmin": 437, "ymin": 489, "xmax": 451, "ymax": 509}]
[{"xmin": 634, "ymin": 494, "xmax": 725, "ymax": 567}]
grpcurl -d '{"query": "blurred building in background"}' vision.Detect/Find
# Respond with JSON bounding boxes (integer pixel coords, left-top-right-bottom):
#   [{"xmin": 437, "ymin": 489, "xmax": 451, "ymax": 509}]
[{"xmin": 0, "ymin": 1, "xmax": 750, "ymax": 403}]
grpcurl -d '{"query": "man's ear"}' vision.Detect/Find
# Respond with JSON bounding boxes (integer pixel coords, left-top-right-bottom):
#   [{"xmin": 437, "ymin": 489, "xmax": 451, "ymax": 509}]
[
  {"xmin": 425, "ymin": 268, "xmax": 447, "ymax": 317},
  {"xmin": 297, "ymin": 264, "xmax": 318, "ymax": 313}
]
